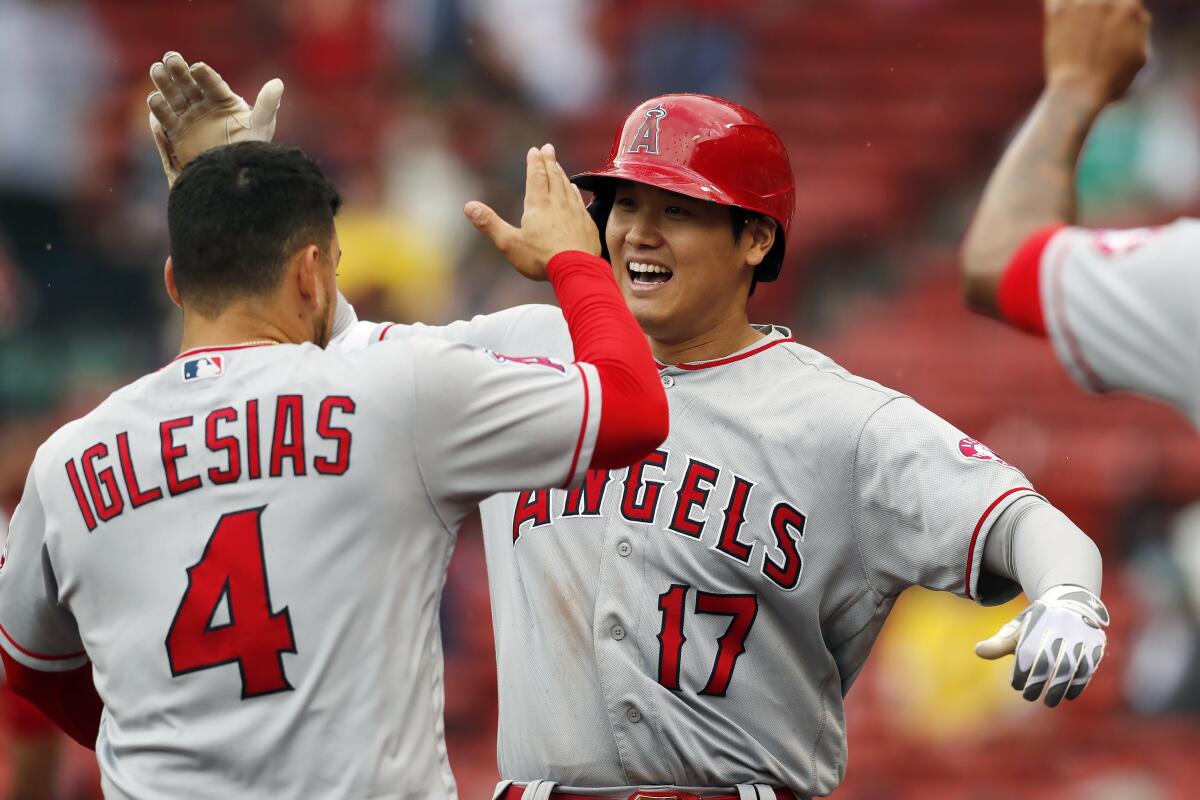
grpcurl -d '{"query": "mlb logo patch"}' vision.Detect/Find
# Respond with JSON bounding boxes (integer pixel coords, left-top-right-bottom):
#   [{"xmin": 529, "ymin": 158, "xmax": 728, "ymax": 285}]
[{"xmin": 182, "ymin": 355, "xmax": 224, "ymax": 382}]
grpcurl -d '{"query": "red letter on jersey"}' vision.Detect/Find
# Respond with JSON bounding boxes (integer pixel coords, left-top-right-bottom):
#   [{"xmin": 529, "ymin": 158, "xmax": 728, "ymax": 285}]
[
  {"xmin": 270, "ymin": 395, "xmax": 306, "ymax": 477},
  {"xmin": 668, "ymin": 458, "xmax": 720, "ymax": 538},
  {"xmin": 713, "ymin": 475, "xmax": 755, "ymax": 564},
  {"xmin": 117, "ymin": 431, "xmax": 163, "ymax": 508},
  {"xmin": 314, "ymin": 396, "xmax": 355, "ymax": 476},
  {"xmin": 561, "ymin": 469, "xmax": 611, "ymax": 517},
  {"xmin": 165, "ymin": 507, "xmax": 296, "ymax": 698},
  {"xmin": 512, "ymin": 490, "xmax": 552, "ymax": 542},
  {"xmin": 206, "ymin": 407, "xmax": 242, "ymax": 485},
  {"xmin": 161, "ymin": 417, "xmax": 202, "ymax": 496},
  {"xmin": 81, "ymin": 443, "xmax": 124, "ymax": 522},
  {"xmin": 245, "ymin": 399, "xmax": 262, "ymax": 480},
  {"xmin": 620, "ymin": 449, "xmax": 668, "ymax": 523},
  {"xmin": 64, "ymin": 459, "xmax": 97, "ymax": 532},
  {"xmin": 763, "ymin": 502, "xmax": 805, "ymax": 591}
]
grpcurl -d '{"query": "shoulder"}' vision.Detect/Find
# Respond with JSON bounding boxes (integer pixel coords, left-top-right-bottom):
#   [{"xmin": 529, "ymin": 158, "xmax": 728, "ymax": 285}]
[{"xmin": 771, "ymin": 338, "xmax": 904, "ymax": 405}]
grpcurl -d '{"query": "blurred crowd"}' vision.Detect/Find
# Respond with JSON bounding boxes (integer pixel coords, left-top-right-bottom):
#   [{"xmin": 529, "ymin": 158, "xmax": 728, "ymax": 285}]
[{"xmin": 2, "ymin": 0, "xmax": 1200, "ymax": 797}]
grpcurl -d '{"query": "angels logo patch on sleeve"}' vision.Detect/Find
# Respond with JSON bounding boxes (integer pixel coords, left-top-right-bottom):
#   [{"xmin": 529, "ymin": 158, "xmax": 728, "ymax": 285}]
[{"xmin": 957, "ymin": 437, "xmax": 1014, "ymax": 469}]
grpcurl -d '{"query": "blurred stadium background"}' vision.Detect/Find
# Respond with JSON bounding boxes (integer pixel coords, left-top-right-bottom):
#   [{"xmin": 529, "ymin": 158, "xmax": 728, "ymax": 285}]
[{"xmin": 2, "ymin": 0, "xmax": 1200, "ymax": 797}]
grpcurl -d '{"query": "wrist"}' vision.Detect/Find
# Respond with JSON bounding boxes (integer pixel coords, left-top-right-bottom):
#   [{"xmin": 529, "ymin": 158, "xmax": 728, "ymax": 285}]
[
  {"xmin": 1043, "ymin": 76, "xmax": 1113, "ymax": 117},
  {"xmin": 546, "ymin": 250, "xmax": 613, "ymax": 284}
]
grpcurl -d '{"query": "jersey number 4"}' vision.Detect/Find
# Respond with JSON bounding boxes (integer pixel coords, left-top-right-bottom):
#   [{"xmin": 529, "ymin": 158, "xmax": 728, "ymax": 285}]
[
  {"xmin": 165, "ymin": 507, "xmax": 296, "ymax": 698},
  {"xmin": 657, "ymin": 585, "xmax": 758, "ymax": 696}
]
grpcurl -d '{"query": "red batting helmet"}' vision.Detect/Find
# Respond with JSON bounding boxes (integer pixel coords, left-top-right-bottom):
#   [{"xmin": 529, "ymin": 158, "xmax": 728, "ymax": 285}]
[{"xmin": 572, "ymin": 93, "xmax": 796, "ymax": 282}]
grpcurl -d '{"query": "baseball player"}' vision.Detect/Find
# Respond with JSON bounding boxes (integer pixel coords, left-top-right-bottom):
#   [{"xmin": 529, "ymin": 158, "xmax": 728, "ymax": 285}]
[
  {"xmin": 960, "ymin": 1, "xmax": 1199, "ymax": 424},
  {"xmin": 0, "ymin": 137, "xmax": 668, "ymax": 799},
  {"xmin": 152, "ymin": 55, "xmax": 1110, "ymax": 800}
]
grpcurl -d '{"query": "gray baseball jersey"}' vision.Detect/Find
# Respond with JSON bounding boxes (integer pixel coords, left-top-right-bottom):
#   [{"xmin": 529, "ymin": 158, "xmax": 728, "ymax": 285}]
[
  {"xmin": 1031, "ymin": 220, "xmax": 1200, "ymax": 426},
  {"xmin": 340, "ymin": 305, "xmax": 1034, "ymax": 796},
  {"xmin": 0, "ymin": 337, "xmax": 601, "ymax": 800}
]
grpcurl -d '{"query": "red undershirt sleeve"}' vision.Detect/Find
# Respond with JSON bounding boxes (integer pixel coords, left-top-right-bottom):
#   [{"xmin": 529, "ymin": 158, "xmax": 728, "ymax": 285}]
[
  {"xmin": 0, "ymin": 649, "xmax": 102, "ymax": 750},
  {"xmin": 996, "ymin": 225, "xmax": 1066, "ymax": 337},
  {"xmin": 547, "ymin": 250, "xmax": 668, "ymax": 469}
]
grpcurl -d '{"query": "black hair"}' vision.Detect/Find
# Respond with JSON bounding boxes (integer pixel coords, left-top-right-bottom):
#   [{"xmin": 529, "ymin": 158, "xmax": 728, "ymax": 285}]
[
  {"xmin": 167, "ymin": 141, "xmax": 342, "ymax": 318},
  {"xmin": 586, "ymin": 188, "xmax": 785, "ymax": 298}
]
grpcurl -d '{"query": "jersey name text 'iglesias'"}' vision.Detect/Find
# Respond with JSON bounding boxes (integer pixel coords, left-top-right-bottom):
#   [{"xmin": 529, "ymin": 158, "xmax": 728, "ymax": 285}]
[
  {"xmin": 63, "ymin": 394, "xmax": 355, "ymax": 532},
  {"xmin": 513, "ymin": 449, "xmax": 806, "ymax": 592}
]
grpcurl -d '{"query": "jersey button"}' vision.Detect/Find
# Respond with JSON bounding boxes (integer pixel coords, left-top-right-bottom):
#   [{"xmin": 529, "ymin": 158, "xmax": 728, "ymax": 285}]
[
  {"xmin": 626, "ymin": 706, "xmax": 642, "ymax": 723},
  {"xmin": 617, "ymin": 541, "xmax": 632, "ymax": 557},
  {"xmin": 660, "ymin": 374, "xmax": 675, "ymax": 389},
  {"xmin": 611, "ymin": 625, "xmax": 625, "ymax": 641}
]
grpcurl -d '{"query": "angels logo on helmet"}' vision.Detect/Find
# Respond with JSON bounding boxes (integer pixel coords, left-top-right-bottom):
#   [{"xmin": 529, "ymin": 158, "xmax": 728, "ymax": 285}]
[{"xmin": 626, "ymin": 104, "xmax": 667, "ymax": 155}]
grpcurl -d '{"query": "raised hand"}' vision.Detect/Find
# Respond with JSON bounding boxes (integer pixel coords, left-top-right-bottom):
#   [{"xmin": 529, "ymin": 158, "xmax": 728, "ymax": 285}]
[
  {"xmin": 464, "ymin": 144, "xmax": 602, "ymax": 281},
  {"xmin": 1044, "ymin": 0, "xmax": 1150, "ymax": 106},
  {"xmin": 147, "ymin": 51, "xmax": 284, "ymax": 186}
]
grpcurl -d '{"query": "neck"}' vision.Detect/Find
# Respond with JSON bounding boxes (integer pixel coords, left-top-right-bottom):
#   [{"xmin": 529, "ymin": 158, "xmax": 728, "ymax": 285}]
[
  {"xmin": 178, "ymin": 304, "xmax": 301, "ymax": 355},
  {"xmin": 649, "ymin": 308, "xmax": 764, "ymax": 366}
]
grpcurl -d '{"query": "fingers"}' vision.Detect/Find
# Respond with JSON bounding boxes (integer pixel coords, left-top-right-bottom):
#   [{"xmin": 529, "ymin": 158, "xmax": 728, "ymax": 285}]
[
  {"xmin": 250, "ymin": 78, "xmax": 285, "ymax": 132},
  {"xmin": 525, "ymin": 146, "xmax": 551, "ymax": 207},
  {"xmin": 164, "ymin": 52, "xmax": 204, "ymax": 104},
  {"xmin": 1065, "ymin": 642, "xmax": 1104, "ymax": 701},
  {"xmin": 1043, "ymin": 641, "xmax": 1081, "ymax": 708},
  {"xmin": 150, "ymin": 61, "xmax": 189, "ymax": 114},
  {"xmin": 190, "ymin": 62, "xmax": 235, "ymax": 102},
  {"xmin": 147, "ymin": 91, "xmax": 176, "ymax": 129},
  {"xmin": 465, "ymin": 201, "xmax": 518, "ymax": 253},
  {"xmin": 543, "ymin": 144, "xmax": 574, "ymax": 202}
]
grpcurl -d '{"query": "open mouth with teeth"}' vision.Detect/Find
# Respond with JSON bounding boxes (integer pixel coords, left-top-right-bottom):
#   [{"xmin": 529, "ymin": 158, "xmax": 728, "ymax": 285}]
[{"xmin": 628, "ymin": 261, "xmax": 674, "ymax": 287}]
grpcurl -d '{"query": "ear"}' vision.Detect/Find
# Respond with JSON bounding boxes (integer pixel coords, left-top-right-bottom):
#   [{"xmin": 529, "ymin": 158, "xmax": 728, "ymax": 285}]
[
  {"xmin": 743, "ymin": 218, "xmax": 778, "ymax": 269},
  {"xmin": 294, "ymin": 245, "xmax": 322, "ymax": 306},
  {"xmin": 164, "ymin": 257, "xmax": 182, "ymax": 309}
]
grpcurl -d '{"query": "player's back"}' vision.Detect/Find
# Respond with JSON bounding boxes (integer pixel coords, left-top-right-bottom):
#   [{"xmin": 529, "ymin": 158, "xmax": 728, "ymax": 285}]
[{"xmin": 29, "ymin": 342, "xmax": 458, "ymax": 799}]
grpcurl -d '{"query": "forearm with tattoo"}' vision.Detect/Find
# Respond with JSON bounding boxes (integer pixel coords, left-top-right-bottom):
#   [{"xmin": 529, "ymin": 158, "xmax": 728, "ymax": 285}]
[{"xmin": 961, "ymin": 84, "xmax": 1107, "ymax": 315}]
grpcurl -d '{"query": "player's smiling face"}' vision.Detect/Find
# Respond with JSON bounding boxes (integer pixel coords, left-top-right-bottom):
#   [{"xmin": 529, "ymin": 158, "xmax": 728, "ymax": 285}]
[{"xmin": 606, "ymin": 182, "xmax": 770, "ymax": 343}]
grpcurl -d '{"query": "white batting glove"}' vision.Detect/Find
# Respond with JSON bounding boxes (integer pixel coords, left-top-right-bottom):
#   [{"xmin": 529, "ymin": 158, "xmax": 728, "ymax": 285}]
[
  {"xmin": 147, "ymin": 51, "xmax": 284, "ymax": 186},
  {"xmin": 975, "ymin": 584, "xmax": 1109, "ymax": 707}
]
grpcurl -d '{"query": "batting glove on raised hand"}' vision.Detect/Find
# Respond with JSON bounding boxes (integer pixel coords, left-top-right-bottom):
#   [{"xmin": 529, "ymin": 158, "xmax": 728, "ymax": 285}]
[
  {"xmin": 975, "ymin": 584, "xmax": 1109, "ymax": 707},
  {"xmin": 147, "ymin": 51, "xmax": 284, "ymax": 186}
]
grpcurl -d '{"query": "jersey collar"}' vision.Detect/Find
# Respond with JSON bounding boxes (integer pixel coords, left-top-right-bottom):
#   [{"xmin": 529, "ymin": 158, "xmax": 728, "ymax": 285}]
[
  {"xmin": 656, "ymin": 325, "xmax": 794, "ymax": 372},
  {"xmin": 170, "ymin": 342, "xmax": 282, "ymax": 364}
]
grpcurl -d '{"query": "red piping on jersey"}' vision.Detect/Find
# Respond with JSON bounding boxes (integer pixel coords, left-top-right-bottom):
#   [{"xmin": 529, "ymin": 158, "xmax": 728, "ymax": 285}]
[
  {"xmin": 1047, "ymin": 240, "xmax": 1106, "ymax": 392},
  {"xmin": 170, "ymin": 342, "xmax": 278, "ymax": 364},
  {"xmin": 562, "ymin": 364, "xmax": 591, "ymax": 488},
  {"xmin": 997, "ymin": 225, "xmax": 1062, "ymax": 336},
  {"xmin": 662, "ymin": 337, "xmax": 796, "ymax": 371},
  {"xmin": 964, "ymin": 486, "xmax": 1034, "ymax": 600},
  {"xmin": 0, "ymin": 622, "xmax": 87, "ymax": 662},
  {"xmin": 377, "ymin": 323, "xmax": 397, "ymax": 341}
]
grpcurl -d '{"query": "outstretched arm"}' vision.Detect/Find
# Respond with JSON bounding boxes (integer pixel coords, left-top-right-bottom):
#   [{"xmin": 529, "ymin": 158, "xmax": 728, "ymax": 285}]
[{"xmin": 961, "ymin": 0, "xmax": 1149, "ymax": 316}]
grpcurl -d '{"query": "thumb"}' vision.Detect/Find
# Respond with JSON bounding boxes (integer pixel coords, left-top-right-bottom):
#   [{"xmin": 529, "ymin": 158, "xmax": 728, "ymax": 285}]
[
  {"xmin": 149, "ymin": 111, "xmax": 181, "ymax": 185},
  {"xmin": 974, "ymin": 618, "xmax": 1020, "ymax": 660},
  {"xmin": 465, "ymin": 201, "xmax": 517, "ymax": 252},
  {"xmin": 250, "ymin": 78, "xmax": 285, "ymax": 134}
]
